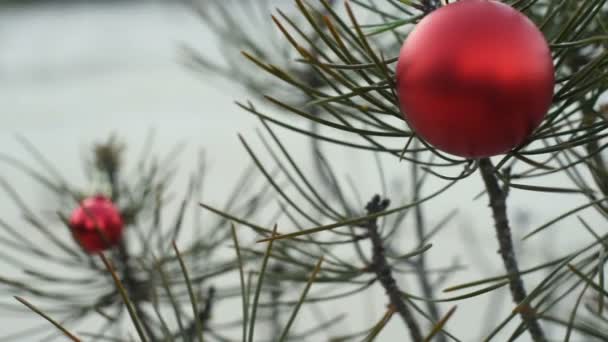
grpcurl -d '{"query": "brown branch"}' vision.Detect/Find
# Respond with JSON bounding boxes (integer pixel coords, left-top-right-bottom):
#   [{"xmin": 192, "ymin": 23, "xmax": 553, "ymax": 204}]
[
  {"xmin": 478, "ymin": 158, "xmax": 546, "ymax": 342},
  {"xmin": 365, "ymin": 195, "xmax": 422, "ymax": 341}
]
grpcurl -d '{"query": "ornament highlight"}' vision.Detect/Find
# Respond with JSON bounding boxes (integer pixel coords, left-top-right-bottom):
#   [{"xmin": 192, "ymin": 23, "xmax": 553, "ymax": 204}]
[
  {"xmin": 69, "ymin": 195, "xmax": 124, "ymax": 253},
  {"xmin": 396, "ymin": 0, "xmax": 554, "ymax": 158}
]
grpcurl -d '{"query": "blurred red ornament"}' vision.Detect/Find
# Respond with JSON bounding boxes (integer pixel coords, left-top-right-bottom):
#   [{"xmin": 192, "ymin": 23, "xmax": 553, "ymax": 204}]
[
  {"xmin": 396, "ymin": 0, "xmax": 554, "ymax": 158},
  {"xmin": 69, "ymin": 195, "xmax": 124, "ymax": 253}
]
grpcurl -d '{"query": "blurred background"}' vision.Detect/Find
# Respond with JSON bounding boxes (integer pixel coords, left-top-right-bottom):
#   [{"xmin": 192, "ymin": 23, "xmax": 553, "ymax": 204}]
[
  {"xmin": 1, "ymin": 1, "xmax": 606, "ymax": 340},
  {"xmin": 0, "ymin": 0, "xmax": 263, "ymax": 220}
]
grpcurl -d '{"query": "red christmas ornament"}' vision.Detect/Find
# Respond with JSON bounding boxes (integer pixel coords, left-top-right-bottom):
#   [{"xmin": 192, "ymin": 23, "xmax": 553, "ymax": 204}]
[
  {"xmin": 396, "ymin": 0, "xmax": 554, "ymax": 158},
  {"xmin": 69, "ymin": 195, "xmax": 124, "ymax": 253}
]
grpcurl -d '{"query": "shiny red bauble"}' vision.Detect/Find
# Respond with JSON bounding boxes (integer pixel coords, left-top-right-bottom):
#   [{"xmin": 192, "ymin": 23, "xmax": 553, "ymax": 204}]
[
  {"xmin": 396, "ymin": 0, "xmax": 554, "ymax": 158},
  {"xmin": 69, "ymin": 195, "xmax": 124, "ymax": 253}
]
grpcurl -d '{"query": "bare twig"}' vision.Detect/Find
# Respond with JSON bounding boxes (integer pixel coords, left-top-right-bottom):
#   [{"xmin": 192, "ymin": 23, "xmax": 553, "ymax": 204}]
[
  {"xmin": 365, "ymin": 195, "xmax": 422, "ymax": 341},
  {"xmin": 478, "ymin": 158, "xmax": 546, "ymax": 342}
]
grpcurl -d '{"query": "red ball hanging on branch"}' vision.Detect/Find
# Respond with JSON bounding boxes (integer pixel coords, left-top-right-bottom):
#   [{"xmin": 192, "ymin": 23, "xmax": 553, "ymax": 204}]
[
  {"xmin": 396, "ymin": 0, "xmax": 554, "ymax": 158},
  {"xmin": 69, "ymin": 195, "xmax": 124, "ymax": 253}
]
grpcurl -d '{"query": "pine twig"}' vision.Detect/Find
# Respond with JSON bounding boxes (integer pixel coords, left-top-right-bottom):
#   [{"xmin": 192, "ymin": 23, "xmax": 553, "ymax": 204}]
[
  {"xmin": 365, "ymin": 195, "xmax": 423, "ymax": 341},
  {"xmin": 478, "ymin": 158, "xmax": 546, "ymax": 342},
  {"xmin": 100, "ymin": 253, "xmax": 149, "ymax": 342},
  {"xmin": 173, "ymin": 241, "xmax": 204, "ymax": 342},
  {"xmin": 117, "ymin": 242, "xmax": 158, "ymax": 341}
]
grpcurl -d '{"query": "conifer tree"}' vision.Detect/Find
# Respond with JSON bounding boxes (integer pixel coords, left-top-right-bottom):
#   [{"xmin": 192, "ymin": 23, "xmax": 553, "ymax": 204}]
[{"xmin": 1, "ymin": 0, "xmax": 607, "ymax": 341}]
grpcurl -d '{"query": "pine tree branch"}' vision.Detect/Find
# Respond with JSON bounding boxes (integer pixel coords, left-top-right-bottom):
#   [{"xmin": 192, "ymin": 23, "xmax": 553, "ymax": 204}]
[
  {"xmin": 117, "ymin": 242, "xmax": 158, "ymax": 341},
  {"xmin": 365, "ymin": 195, "xmax": 422, "ymax": 341},
  {"xmin": 101, "ymin": 144, "xmax": 158, "ymax": 341},
  {"xmin": 411, "ymin": 150, "xmax": 445, "ymax": 342},
  {"xmin": 478, "ymin": 158, "xmax": 546, "ymax": 342},
  {"xmin": 183, "ymin": 286, "xmax": 216, "ymax": 340}
]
